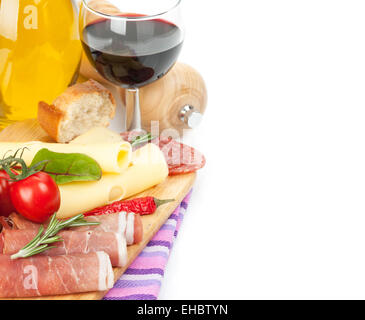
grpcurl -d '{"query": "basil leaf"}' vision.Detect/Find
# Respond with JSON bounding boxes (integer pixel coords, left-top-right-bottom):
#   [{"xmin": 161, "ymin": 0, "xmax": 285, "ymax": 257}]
[{"xmin": 30, "ymin": 148, "xmax": 102, "ymax": 185}]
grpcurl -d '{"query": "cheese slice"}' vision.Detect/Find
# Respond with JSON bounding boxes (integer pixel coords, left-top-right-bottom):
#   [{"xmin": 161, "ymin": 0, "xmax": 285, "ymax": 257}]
[
  {"xmin": 0, "ymin": 139, "xmax": 132, "ymax": 174},
  {"xmin": 56, "ymin": 143, "xmax": 168, "ymax": 219},
  {"xmin": 118, "ymin": 143, "xmax": 170, "ymax": 198},
  {"xmin": 70, "ymin": 127, "xmax": 124, "ymax": 144}
]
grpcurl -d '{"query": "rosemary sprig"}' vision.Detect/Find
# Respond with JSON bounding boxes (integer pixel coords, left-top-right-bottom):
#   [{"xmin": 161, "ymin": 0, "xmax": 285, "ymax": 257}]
[
  {"xmin": 10, "ymin": 213, "xmax": 100, "ymax": 260},
  {"xmin": 130, "ymin": 133, "xmax": 155, "ymax": 148}
]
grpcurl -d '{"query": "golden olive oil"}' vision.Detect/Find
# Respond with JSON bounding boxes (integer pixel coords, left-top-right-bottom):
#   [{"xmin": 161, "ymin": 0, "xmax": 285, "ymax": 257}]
[{"xmin": 0, "ymin": 0, "xmax": 82, "ymax": 129}]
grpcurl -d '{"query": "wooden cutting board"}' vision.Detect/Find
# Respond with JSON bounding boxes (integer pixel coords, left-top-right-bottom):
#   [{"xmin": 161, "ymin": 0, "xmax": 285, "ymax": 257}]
[{"xmin": 0, "ymin": 119, "xmax": 196, "ymax": 300}]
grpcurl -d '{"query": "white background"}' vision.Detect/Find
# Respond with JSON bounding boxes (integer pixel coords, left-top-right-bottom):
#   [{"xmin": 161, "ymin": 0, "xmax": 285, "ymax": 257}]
[{"xmin": 154, "ymin": 0, "xmax": 365, "ymax": 300}]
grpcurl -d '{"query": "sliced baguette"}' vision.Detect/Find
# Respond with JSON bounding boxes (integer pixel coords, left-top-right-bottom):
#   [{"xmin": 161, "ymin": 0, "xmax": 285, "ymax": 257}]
[{"xmin": 38, "ymin": 79, "xmax": 116, "ymax": 143}]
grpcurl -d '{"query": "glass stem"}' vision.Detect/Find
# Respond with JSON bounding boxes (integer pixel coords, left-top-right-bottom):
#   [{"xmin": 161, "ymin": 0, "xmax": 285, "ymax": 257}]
[
  {"xmin": 102, "ymin": 83, "xmax": 126, "ymax": 131},
  {"xmin": 126, "ymin": 88, "xmax": 142, "ymax": 131}
]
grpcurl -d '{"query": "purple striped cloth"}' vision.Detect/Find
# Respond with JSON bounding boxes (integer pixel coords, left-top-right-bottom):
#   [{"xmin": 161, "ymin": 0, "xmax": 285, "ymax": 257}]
[{"xmin": 103, "ymin": 190, "xmax": 192, "ymax": 300}]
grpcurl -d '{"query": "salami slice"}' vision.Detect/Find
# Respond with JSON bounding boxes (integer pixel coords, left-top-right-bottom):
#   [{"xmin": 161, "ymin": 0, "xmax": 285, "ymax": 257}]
[
  {"xmin": 121, "ymin": 132, "xmax": 206, "ymax": 175},
  {"xmin": 156, "ymin": 137, "xmax": 206, "ymax": 175}
]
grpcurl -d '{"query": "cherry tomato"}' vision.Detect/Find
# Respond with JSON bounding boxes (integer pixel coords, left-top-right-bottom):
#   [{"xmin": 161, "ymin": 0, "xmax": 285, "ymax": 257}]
[
  {"xmin": 0, "ymin": 170, "xmax": 16, "ymax": 217},
  {"xmin": 10, "ymin": 172, "xmax": 60, "ymax": 223}
]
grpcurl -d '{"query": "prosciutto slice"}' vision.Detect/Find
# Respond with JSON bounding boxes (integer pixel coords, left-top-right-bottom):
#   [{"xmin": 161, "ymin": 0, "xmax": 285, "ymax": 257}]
[
  {"xmin": 8, "ymin": 213, "xmax": 35, "ymax": 230},
  {"xmin": 9, "ymin": 212, "xmax": 143, "ymax": 245},
  {"xmin": 0, "ymin": 216, "xmax": 11, "ymax": 231},
  {"xmin": 75, "ymin": 212, "xmax": 143, "ymax": 245},
  {"xmin": 0, "ymin": 252, "xmax": 114, "ymax": 298},
  {"xmin": 0, "ymin": 229, "xmax": 127, "ymax": 267}
]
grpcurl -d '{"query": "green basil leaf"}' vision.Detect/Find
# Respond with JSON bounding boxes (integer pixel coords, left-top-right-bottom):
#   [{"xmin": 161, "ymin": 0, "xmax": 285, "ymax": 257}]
[{"xmin": 30, "ymin": 148, "xmax": 102, "ymax": 185}]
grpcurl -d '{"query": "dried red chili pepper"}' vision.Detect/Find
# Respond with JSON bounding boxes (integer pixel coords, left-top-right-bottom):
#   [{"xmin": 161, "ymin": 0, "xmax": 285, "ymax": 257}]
[{"xmin": 84, "ymin": 197, "xmax": 174, "ymax": 217}]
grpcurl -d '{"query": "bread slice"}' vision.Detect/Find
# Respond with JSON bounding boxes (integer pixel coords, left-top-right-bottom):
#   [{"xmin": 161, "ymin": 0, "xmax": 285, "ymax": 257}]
[{"xmin": 38, "ymin": 79, "xmax": 116, "ymax": 143}]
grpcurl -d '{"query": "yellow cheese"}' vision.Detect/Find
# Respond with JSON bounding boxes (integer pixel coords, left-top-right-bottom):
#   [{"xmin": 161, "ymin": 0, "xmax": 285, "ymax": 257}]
[
  {"xmin": 118, "ymin": 143, "xmax": 170, "ymax": 199},
  {"xmin": 70, "ymin": 127, "xmax": 124, "ymax": 144},
  {"xmin": 56, "ymin": 143, "xmax": 168, "ymax": 219},
  {"xmin": 0, "ymin": 139, "xmax": 132, "ymax": 174}
]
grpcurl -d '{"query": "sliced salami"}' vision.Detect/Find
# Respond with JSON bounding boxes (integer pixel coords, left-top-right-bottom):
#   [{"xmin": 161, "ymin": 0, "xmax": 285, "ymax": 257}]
[
  {"xmin": 156, "ymin": 137, "xmax": 206, "ymax": 175},
  {"xmin": 121, "ymin": 132, "xmax": 206, "ymax": 175}
]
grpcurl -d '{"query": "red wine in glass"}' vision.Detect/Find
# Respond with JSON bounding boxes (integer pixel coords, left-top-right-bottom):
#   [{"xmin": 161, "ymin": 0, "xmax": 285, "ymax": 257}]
[{"xmin": 81, "ymin": 17, "xmax": 183, "ymax": 89}]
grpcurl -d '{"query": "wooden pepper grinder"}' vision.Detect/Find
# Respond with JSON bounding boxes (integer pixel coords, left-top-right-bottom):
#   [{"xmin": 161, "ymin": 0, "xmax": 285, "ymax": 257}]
[
  {"xmin": 80, "ymin": 56, "xmax": 207, "ymax": 134},
  {"xmin": 124, "ymin": 63, "xmax": 207, "ymax": 134}
]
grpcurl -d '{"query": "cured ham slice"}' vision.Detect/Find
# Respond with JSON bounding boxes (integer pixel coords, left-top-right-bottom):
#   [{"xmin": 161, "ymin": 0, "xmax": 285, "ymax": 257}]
[
  {"xmin": 0, "ymin": 229, "xmax": 127, "ymax": 267},
  {"xmin": 0, "ymin": 216, "xmax": 11, "ymax": 231},
  {"xmin": 9, "ymin": 212, "xmax": 143, "ymax": 245},
  {"xmin": 8, "ymin": 213, "xmax": 35, "ymax": 230},
  {"xmin": 76, "ymin": 212, "xmax": 143, "ymax": 245},
  {"xmin": 0, "ymin": 252, "xmax": 114, "ymax": 298}
]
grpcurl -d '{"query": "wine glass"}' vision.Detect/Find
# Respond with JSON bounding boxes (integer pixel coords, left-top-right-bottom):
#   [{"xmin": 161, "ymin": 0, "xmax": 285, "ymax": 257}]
[{"xmin": 79, "ymin": 0, "xmax": 184, "ymax": 132}]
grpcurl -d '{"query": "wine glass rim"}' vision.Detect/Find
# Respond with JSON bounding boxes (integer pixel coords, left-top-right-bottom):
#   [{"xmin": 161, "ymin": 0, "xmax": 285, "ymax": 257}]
[{"xmin": 82, "ymin": 0, "xmax": 181, "ymax": 20}]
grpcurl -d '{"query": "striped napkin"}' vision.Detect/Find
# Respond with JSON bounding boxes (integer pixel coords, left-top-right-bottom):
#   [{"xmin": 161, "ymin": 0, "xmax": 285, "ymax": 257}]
[{"xmin": 103, "ymin": 190, "xmax": 192, "ymax": 300}]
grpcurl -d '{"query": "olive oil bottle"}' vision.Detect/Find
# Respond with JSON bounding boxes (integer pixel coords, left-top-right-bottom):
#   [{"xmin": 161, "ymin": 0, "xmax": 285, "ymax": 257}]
[{"xmin": 0, "ymin": 0, "xmax": 82, "ymax": 129}]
